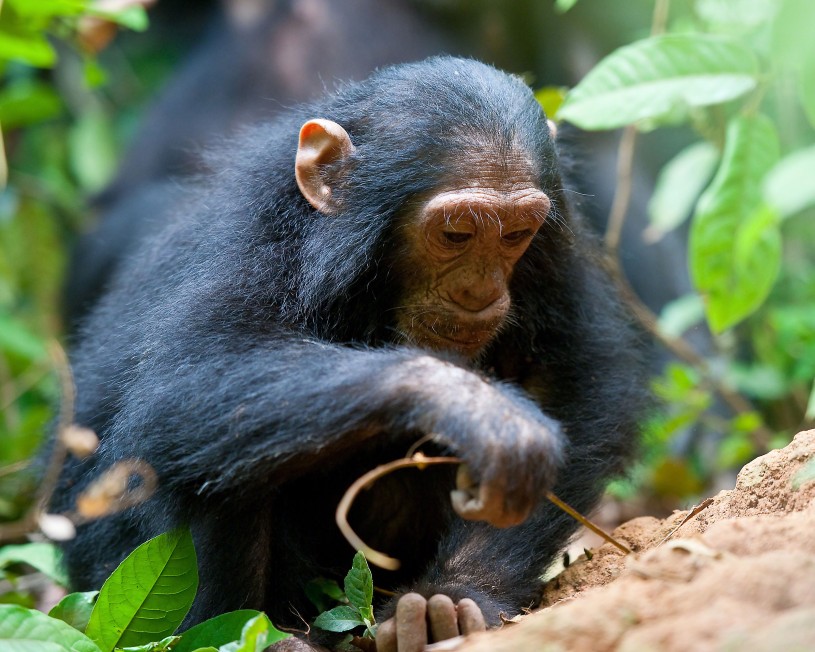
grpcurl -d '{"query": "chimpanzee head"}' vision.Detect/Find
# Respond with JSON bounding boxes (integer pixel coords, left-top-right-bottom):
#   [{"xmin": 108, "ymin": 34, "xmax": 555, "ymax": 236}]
[{"xmin": 293, "ymin": 57, "xmax": 561, "ymax": 357}]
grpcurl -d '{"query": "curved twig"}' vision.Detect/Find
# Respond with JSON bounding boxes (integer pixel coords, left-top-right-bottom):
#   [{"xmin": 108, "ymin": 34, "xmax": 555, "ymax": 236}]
[{"xmin": 336, "ymin": 454, "xmax": 631, "ymax": 571}]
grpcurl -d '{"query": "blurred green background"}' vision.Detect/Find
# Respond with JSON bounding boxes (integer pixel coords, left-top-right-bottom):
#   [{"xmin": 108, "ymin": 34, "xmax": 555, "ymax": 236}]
[{"xmin": 1, "ymin": 0, "xmax": 814, "ymax": 535}]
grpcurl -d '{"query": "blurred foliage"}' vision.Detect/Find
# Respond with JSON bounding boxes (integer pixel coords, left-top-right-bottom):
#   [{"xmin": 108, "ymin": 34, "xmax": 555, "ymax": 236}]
[
  {"xmin": 556, "ymin": 0, "xmax": 815, "ymax": 502},
  {"xmin": 0, "ymin": 0, "xmax": 812, "ymax": 554},
  {"xmin": 0, "ymin": 0, "xmax": 161, "ymax": 523}
]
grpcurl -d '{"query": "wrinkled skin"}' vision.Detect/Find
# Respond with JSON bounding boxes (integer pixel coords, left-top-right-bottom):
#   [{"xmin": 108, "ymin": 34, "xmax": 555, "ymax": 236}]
[{"xmin": 376, "ymin": 594, "xmax": 487, "ymax": 652}]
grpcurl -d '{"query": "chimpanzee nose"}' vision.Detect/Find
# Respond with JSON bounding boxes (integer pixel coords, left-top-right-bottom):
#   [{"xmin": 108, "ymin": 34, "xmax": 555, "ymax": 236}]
[{"xmin": 449, "ymin": 280, "xmax": 503, "ymax": 313}]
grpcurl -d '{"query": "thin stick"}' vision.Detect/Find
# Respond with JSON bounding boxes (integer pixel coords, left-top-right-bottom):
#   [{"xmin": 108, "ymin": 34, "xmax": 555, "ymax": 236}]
[
  {"xmin": 545, "ymin": 491, "xmax": 630, "ymax": 554},
  {"xmin": 336, "ymin": 455, "xmax": 461, "ymax": 570},
  {"xmin": 656, "ymin": 497, "xmax": 714, "ymax": 547},
  {"xmin": 0, "ymin": 341, "xmax": 74, "ymax": 542},
  {"xmin": 336, "ymin": 455, "xmax": 631, "ymax": 571}
]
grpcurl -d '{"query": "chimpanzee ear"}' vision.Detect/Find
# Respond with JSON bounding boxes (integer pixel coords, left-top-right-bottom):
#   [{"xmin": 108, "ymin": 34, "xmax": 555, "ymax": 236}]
[{"xmin": 295, "ymin": 119, "xmax": 355, "ymax": 214}]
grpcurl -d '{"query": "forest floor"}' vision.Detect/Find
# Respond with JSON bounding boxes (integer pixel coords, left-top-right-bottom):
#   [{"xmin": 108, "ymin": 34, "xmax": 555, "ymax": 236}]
[{"xmin": 446, "ymin": 429, "xmax": 815, "ymax": 652}]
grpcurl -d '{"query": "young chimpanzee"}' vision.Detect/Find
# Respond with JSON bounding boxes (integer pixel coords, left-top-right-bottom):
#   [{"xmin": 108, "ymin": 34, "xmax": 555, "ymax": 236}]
[{"xmin": 53, "ymin": 57, "xmax": 646, "ymax": 650}]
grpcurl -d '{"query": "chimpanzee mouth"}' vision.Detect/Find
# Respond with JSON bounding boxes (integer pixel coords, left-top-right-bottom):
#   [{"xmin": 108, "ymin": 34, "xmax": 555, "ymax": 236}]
[{"xmin": 415, "ymin": 322, "xmax": 499, "ymax": 356}]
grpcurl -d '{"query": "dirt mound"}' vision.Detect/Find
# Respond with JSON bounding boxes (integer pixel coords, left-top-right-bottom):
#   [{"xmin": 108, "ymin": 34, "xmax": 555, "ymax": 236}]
[{"xmin": 450, "ymin": 429, "xmax": 815, "ymax": 652}]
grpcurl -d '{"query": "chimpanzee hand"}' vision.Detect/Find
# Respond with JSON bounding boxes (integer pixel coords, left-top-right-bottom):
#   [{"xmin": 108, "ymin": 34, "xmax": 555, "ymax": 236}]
[
  {"xmin": 405, "ymin": 357, "xmax": 564, "ymax": 528},
  {"xmin": 375, "ymin": 593, "xmax": 486, "ymax": 652}
]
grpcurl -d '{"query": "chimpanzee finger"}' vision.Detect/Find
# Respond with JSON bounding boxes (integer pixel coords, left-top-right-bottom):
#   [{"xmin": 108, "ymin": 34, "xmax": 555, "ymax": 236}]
[
  {"xmin": 375, "ymin": 617, "xmax": 397, "ymax": 652},
  {"xmin": 456, "ymin": 598, "xmax": 487, "ymax": 635},
  {"xmin": 450, "ymin": 465, "xmax": 505, "ymax": 525},
  {"xmin": 427, "ymin": 594, "xmax": 458, "ymax": 642},
  {"xmin": 395, "ymin": 592, "xmax": 428, "ymax": 652}
]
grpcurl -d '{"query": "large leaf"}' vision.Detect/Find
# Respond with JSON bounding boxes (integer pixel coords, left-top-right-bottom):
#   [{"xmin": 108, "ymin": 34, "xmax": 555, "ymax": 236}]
[
  {"xmin": 0, "ymin": 604, "xmax": 101, "ymax": 652},
  {"xmin": 763, "ymin": 145, "xmax": 815, "ymax": 218},
  {"xmin": 647, "ymin": 141, "xmax": 719, "ymax": 238},
  {"xmin": 559, "ymin": 35, "xmax": 758, "ymax": 130},
  {"xmin": 690, "ymin": 114, "xmax": 781, "ymax": 332},
  {"xmin": 175, "ymin": 611, "xmax": 273, "ymax": 652},
  {"xmin": 85, "ymin": 528, "xmax": 199, "ymax": 651}
]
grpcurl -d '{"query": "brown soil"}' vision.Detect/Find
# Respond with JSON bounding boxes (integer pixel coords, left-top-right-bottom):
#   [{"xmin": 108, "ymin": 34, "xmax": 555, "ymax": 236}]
[{"xmin": 449, "ymin": 429, "xmax": 815, "ymax": 652}]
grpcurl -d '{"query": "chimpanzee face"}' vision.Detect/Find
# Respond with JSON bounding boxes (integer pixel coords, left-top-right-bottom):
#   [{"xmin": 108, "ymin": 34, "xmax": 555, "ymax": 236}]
[
  {"xmin": 294, "ymin": 120, "xmax": 551, "ymax": 358},
  {"xmin": 394, "ymin": 157, "xmax": 550, "ymax": 357}
]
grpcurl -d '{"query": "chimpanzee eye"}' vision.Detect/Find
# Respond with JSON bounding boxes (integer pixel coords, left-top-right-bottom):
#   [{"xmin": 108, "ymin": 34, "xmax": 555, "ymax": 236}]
[
  {"xmin": 442, "ymin": 231, "xmax": 473, "ymax": 245},
  {"xmin": 502, "ymin": 229, "xmax": 534, "ymax": 244}
]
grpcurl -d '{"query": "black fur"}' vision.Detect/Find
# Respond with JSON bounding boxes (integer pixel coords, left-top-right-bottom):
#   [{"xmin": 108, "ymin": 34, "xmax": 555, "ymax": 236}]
[{"xmin": 53, "ymin": 57, "xmax": 646, "ymax": 630}]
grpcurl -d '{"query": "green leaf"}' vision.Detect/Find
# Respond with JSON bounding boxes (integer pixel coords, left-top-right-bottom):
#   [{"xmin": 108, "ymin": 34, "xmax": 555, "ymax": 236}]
[
  {"xmin": 718, "ymin": 431, "xmax": 755, "ymax": 468},
  {"xmin": 314, "ymin": 605, "xmax": 365, "ymax": 633},
  {"xmin": 83, "ymin": 58, "xmax": 108, "ymax": 88},
  {"xmin": 119, "ymin": 636, "xmax": 179, "ymax": 652},
  {"xmin": 554, "ymin": 0, "xmax": 578, "ymax": 14},
  {"xmin": 49, "ymin": 591, "xmax": 99, "ymax": 632},
  {"xmin": 218, "ymin": 613, "xmax": 289, "ymax": 652},
  {"xmin": 304, "ymin": 577, "xmax": 345, "ymax": 612},
  {"xmin": 85, "ymin": 528, "xmax": 199, "ymax": 652},
  {"xmin": 87, "ymin": 6, "xmax": 149, "ymax": 32},
  {"xmin": 763, "ymin": 145, "xmax": 815, "ymax": 218},
  {"xmin": 690, "ymin": 114, "xmax": 781, "ymax": 332},
  {"xmin": 344, "ymin": 552, "xmax": 373, "ymax": 613},
  {"xmin": 771, "ymin": 0, "xmax": 815, "ymax": 70},
  {"xmin": 0, "ymin": 315, "xmax": 47, "ymax": 361},
  {"xmin": 725, "ymin": 364, "xmax": 788, "ymax": 400},
  {"xmin": 647, "ymin": 141, "xmax": 719, "ymax": 238},
  {"xmin": 175, "ymin": 611, "xmax": 273, "ymax": 652},
  {"xmin": 696, "ymin": 0, "xmax": 779, "ymax": 30},
  {"xmin": 559, "ymin": 35, "xmax": 758, "ymax": 130},
  {"xmin": 0, "ymin": 80, "xmax": 62, "ymax": 129},
  {"xmin": 68, "ymin": 110, "xmax": 118, "ymax": 192},
  {"xmin": 657, "ymin": 293, "xmax": 706, "ymax": 338},
  {"xmin": 0, "ymin": 32, "xmax": 57, "ymax": 68},
  {"xmin": 0, "ymin": 542, "xmax": 69, "ymax": 586},
  {"xmin": 6, "ymin": 0, "xmax": 86, "ymax": 18},
  {"xmin": 0, "ymin": 604, "xmax": 102, "ymax": 652},
  {"xmin": 534, "ymin": 86, "xmax": 567, "ymax": 120}
]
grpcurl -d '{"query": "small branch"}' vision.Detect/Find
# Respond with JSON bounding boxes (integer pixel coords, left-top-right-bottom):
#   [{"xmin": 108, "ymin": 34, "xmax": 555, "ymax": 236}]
[
  {"xmin": 35, "ymin": 341, "xmax": 74, "ymax": 512},
  {"xmin": 604, "ymin": 125, "xmax": 638, "ymax": 254},
  {"xmin": 336, "ymin": 455, "xmax": 461, "ymax": 570},
  {"xmin": 544, "ymin": 492, "xmax": 630, "ymax": 554},
  {"xmin": 0, "ymin": 341, "xmax": 74, "ymax": 543},
  {"xmin": 656, "ymin": 497, "xmax": 714, "ymax": 547},
  {"xmin": 336, "ymin": 454, "xmax": 631, "ymax": 571}
]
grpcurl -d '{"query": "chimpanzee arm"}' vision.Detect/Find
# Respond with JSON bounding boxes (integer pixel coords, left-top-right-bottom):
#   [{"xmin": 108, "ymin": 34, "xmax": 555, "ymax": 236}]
[{"xmin": 101, "ymin": 336, "xmax": 563, "ymax": 520}]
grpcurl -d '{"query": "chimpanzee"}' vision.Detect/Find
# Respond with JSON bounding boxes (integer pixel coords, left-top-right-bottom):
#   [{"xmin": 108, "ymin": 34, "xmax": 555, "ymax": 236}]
[{"xmin": 53, "ymin": 57, "xmax": 646, "ymax": 650}]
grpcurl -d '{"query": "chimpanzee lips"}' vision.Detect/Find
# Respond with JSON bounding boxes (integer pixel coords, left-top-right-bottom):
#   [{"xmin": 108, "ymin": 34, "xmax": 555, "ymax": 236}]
[{"xmin": 415, "ymin": 319, "xmax": 501, "ymax": 356}]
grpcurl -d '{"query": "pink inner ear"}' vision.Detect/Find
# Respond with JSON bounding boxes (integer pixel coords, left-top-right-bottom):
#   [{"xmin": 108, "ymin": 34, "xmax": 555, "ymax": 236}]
[{"xmin": 295, "ymin": 119, "xmax": 355, "ymax": 214}]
